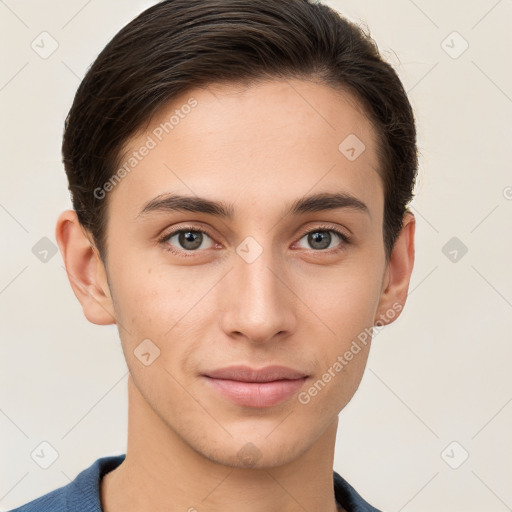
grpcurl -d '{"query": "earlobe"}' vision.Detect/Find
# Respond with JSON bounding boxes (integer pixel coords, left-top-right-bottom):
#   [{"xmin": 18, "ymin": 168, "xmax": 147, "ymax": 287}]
[
  {"xmin": 55, "ymin": 210, "xmax": 116, "ymax": 326},
  {"xmin": 374, "ymin": 211, "xmax": 415, "ymax": 326}
]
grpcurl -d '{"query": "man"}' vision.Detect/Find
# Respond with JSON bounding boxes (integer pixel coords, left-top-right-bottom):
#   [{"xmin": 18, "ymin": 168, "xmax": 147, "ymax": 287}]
[{"xmin": 9, "ymin": 0, "xmax": 417, "ymax": 510}]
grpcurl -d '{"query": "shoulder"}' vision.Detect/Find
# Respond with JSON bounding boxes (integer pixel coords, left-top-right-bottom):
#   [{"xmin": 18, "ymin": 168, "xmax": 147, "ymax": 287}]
[
  {"xmin": 333, "ymin": 471, "xmax": 384, "ymax": 512},
  {"xmin": 6, "ymin": 487, "xmax": 67, "ymax": 512},
  {"xmin": 6, "ymin": 454, "xmax": 126, "ymax": 512}
]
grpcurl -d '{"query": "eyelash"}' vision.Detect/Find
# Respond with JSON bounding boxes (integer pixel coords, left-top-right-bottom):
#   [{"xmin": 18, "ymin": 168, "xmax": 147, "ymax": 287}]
[{"xmin": 158, "ymin": 224, "xmax": 351, "ymax": 257}]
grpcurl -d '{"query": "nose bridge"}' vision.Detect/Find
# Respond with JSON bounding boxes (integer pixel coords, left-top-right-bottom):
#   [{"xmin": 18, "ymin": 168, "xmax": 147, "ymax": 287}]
[{"xmin": 221, "ymin": 234, "xmax": 295, "ymax": 342}]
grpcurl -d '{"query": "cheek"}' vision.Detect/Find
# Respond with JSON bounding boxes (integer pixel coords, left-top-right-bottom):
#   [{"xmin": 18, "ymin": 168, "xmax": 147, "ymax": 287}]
[
  {"xmin": 298, "ymin": 262, "xmax": 382, "ymax": 339},
  {"xmin": 108, "ymin": 251, "xmax": 185, "ymax": 321},
  {"xmin": 108, "ymin": 261, "xmax": 218, "ymax": 363},
  {"xmin": 109, "ymin": 267, "xmax": 195, "ymax": 399},
  {"xmin": 297, "ymin": 263, "xmax": 382, "ymax": 397}
]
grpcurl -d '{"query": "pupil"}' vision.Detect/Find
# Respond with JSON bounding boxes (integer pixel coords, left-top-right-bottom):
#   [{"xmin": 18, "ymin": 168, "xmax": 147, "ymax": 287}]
[
  {"xmin": 310, "ymin": 231, "xmax": 330, "ymax": 249},
  {"xmin": 180, "ymin": 231, "xmax": 202, "ymax": 250}
]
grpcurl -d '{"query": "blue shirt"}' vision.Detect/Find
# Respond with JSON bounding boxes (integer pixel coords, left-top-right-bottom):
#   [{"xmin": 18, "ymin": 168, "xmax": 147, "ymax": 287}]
[{"xmin": 7, "ymin": 454, "xmax": 383, "ymax": 512}]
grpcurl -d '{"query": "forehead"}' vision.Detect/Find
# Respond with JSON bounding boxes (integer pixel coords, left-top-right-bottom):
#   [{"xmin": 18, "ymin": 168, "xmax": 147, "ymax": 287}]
[{"xmin": 109, "ymin": 79, "xmax": 383, "ymax": 221}]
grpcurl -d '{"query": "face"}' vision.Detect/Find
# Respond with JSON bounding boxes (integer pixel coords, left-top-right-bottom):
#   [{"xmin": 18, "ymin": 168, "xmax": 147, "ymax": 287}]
[{"xmin": 88, "ymin": 79, "xmax": 396, "ymax": 468}]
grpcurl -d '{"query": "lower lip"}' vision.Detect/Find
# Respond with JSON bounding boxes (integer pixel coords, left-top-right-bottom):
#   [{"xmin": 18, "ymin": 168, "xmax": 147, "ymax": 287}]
[{"xmin": 203, "ymin": 376, "xmax": 308, "ymax": 408}]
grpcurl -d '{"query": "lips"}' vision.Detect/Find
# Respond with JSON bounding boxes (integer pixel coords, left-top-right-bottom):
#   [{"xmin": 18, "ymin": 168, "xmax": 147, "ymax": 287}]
[
  {"xmin": 202, "ymin": 365, "xmax": 309, "ymax": 408},
  {"xmin": 203, "ymin": 365, "xmax": 308, "ymax": 383}
]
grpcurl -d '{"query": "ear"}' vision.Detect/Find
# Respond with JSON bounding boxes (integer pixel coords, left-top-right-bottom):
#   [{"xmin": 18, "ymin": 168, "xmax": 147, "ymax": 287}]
[
  {"xmin": 374, "ymin": 211, "xmax": 415, "ymax": 326},
  {"xmin": 55, "ymin": 210, "xmax": 116, "ymax": 326}
]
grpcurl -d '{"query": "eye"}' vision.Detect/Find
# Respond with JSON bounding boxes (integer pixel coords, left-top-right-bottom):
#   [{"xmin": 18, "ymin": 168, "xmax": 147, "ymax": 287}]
[
  {"xmin": 159, "ymin": 227, "xmax": 215, "ymax": 256},
  {"xmin": 158, "ymin": 224, "xmax": 351, "ymax": 257},
  {"xmin": 295, "ymin": 225, "xmax": 350, "ymax": 252}
]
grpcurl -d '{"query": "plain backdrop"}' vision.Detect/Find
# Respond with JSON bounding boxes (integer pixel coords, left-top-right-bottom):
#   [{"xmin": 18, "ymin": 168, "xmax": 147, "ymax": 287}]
[{"xmin": 1, "ymin": 1, "xmax": 511, "ymax": 511}]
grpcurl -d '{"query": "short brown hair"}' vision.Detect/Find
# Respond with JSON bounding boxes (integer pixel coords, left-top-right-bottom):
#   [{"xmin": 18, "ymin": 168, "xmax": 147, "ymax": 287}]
[{"xmin": 62, "ymin": 0, "xmax": 418, "ymax": 264}]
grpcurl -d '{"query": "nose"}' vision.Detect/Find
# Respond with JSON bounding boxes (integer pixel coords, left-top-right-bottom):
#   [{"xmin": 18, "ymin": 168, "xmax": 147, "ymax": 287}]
[{"xmin": 218, "ymin": 240, "xmax": 297, "ymax": 344}]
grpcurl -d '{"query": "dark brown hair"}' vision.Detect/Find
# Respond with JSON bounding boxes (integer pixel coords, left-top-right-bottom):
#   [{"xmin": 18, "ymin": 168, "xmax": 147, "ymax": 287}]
[{"xmin": 62, "ymin": 0, "xmax": 418, "ymax": 264}]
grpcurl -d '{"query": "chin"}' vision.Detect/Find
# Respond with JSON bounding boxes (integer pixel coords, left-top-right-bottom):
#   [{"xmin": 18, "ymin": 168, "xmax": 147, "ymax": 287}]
[{"xmin": 186, "ymin": 424, "xmax": 312, "ymax": 470}]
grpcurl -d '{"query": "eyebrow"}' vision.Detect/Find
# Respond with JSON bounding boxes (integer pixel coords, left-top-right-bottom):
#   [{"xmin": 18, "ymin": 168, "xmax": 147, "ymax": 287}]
[{"xmin": 136, "ymin": 191, "xmax": 370, "ymax": 220}]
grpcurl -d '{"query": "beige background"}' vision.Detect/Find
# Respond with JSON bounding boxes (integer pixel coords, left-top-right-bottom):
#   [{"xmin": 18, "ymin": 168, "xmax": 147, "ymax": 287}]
[{"xmin": 1, "ymin": 1, "xmax": 511, "ymax": 511}]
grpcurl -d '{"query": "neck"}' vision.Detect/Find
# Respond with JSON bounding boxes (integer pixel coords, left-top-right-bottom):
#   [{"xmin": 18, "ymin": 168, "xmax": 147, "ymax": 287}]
[{"xmin": 101, "ymin": 375, "xmax": 344, "ymax": 512}]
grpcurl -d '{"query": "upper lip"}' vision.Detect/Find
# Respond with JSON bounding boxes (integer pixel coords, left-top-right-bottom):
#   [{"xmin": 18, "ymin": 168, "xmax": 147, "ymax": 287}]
[{"xmin": 203, "ymin": 365, "xmax": 308, "ymax": 383}]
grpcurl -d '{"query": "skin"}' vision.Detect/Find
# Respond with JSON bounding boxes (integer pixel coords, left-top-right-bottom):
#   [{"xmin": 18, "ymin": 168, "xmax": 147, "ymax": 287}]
[{"xmin": 56, "ymin": 78, "xmax": 415, "ymax": 512}]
